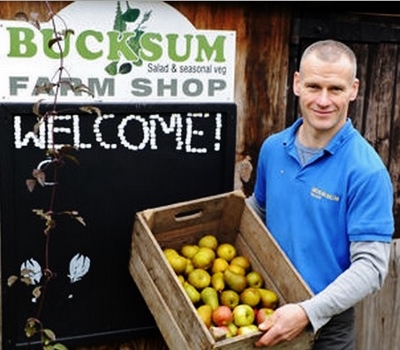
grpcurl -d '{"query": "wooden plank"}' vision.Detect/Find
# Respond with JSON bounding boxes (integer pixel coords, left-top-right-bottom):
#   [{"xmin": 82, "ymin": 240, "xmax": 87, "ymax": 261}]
[
  {"xmin": 355, "ymin": 239, "xmax": 400, "ymax": 350},
  {"xmin": 363, "ymin": 43, "xmax": 397, "ymax": 165}
]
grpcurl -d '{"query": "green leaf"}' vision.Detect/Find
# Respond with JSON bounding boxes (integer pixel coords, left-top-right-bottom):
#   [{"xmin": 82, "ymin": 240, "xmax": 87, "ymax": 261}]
[
  {"xmin": 119, "ymin": 62, "xmax": 132, "ymax": 74},
  {"xmin": 105, "ymin": 61, "xmax": 118, "ymax": 76},
  {"xmin": 121, "ymin": 8, "xmax": 140, "ymax": 23},
  {"xmin": 42, "ymin": 328, "xmax": 56, "ymax": 343}
]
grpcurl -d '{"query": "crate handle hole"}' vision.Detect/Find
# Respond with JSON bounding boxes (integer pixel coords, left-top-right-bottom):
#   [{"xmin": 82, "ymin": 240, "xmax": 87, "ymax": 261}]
[{"xmin": 175, "ymin": 208, "xmax": 203, "ymax": 221}]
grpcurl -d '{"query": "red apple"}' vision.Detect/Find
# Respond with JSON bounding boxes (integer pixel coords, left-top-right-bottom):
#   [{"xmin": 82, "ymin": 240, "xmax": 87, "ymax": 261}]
[
  {"xmin": 212, "ymin": 305, "xmax": 233, "ymax": 326},
  {"xmin": 256, "ymin": 307, "xmax": 274, "ymax": 326}
]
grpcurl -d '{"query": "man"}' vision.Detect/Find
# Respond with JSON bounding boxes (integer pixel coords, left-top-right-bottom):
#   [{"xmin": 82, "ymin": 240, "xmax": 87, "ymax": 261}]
[{"xmin": 248, "ymin": 40, "xmax": 394, "ymax": 349}]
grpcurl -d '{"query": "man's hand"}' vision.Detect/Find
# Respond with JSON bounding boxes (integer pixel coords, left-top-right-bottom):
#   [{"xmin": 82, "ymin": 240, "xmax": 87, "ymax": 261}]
[{"xmin": 254, "ymin": 303, "xmax": 309, "ymax": 348}]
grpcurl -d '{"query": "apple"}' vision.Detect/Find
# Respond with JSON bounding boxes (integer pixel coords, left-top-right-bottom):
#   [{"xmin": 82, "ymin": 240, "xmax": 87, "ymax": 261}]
[
  {"xmin": 212, "ymin": 305, "xmax": 233, "ymax": 326},
  {"xmin": 232, "ymin": 304, "xmax": 255, "ymax": 327},
  {"xmin": 237, "ymin": 324, "xmax": 259, "ymax": 335},
  {"xmin": 256, "ymin": 307, "xmax": 274, "ymax": 326}
]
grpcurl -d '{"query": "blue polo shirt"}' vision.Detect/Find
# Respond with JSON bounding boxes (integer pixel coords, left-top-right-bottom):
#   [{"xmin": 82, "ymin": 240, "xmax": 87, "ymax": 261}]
[{"xmin": 254, "ymin": 118, "xmax": 394, "ymax": 294}]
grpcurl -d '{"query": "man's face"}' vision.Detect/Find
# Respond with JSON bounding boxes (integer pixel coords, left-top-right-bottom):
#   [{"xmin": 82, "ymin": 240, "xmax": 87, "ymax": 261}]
[{"xmin": 293, "ymin": 53, "xmax": 359, "ymax": 135}]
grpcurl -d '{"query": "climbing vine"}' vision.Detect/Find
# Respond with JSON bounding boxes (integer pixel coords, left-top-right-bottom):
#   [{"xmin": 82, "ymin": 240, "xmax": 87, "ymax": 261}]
[{"xmin": 6, "ymin": 2, "xmax": 96, "ymax": 349}]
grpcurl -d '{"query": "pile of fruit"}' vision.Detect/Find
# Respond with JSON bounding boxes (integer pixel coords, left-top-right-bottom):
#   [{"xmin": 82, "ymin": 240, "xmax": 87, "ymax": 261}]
[{"xmin": 163, "ymin": 234, "xmax": 279, "ymax": 340}]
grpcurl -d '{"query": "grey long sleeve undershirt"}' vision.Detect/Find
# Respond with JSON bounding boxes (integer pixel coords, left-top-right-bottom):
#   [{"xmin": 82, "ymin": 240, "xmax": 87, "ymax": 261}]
[{"xmin": 246, "ymin": 195, "xmax": 391, "ymax": 333}]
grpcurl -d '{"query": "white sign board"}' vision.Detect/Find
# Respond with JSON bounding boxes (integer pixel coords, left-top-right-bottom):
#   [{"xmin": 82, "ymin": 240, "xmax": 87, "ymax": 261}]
[{"xmin": 0, "ymin": 1, "xmax": 236, "ymax": 103}]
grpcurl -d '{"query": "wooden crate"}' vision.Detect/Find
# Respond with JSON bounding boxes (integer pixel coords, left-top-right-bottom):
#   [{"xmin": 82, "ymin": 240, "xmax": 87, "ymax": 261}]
[{"xmin": 129, "ymin": 190, "xmax": 315, "ymax": 350}]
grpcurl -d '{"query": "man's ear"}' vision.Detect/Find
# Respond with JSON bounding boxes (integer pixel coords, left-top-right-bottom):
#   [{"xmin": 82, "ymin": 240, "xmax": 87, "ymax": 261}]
[
  {"xmin": 349, "ymin": 78, "xmax": 359, "ymax": 101},
  {"xmin": 293, "ymin": 71, "xmax": 300, "ymax": 97}
]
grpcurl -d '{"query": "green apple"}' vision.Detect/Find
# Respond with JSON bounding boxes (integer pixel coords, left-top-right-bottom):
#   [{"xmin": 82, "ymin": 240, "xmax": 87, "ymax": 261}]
[
  {"xmin": 237, "ymin": 324, "xmax": 259, "ymax": 335},
  {"xmin": 232, "ymin": 304, "xmax": 255, "ymax": 327}
]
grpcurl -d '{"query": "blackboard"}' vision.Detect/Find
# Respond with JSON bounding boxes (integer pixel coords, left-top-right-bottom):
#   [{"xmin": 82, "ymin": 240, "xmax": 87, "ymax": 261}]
[{"xmin": 0, "ymin": 102, "xmax": 236, "ymax": 348}]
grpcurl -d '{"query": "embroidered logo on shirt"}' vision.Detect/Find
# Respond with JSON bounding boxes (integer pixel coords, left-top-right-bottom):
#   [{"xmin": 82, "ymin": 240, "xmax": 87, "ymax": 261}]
[{"xmin": 310, "ymin": 187, "xmax": 340, "ymax": 202}]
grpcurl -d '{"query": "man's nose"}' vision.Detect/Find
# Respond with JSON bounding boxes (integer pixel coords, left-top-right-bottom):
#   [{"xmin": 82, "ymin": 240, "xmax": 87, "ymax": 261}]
[{"xmin": 316, "ymin": 90, "xmax": 331, "ymax": 106}]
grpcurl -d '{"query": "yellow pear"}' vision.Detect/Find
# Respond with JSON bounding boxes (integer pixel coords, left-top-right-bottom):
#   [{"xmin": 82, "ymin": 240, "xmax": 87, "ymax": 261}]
[
  {"xmin": 240, "ymin": 287, "xmax": 260, "ymax": 307},
  {"xmin": 217, "ymin": 243, "xmax": 237, "ymax": 262},
  {"xmin": 228, "ymin": 264, "xmax": 246, "ymax": 276},
  {"xmin": 183, "ymin": 281, "xmax": 201, "ymax": 304},
  {"xmin": 201, "ymin": 287, "xmax": 219, "ymax": 311},
  {"xmin": 177, "ymin": 275, "xmax": 185, "ymax": 285},
  {"xmin": 181, "ymin": 244, "xmax": 200, "ymax": 259},
  {"xmin": 163, "ymin": 248, "xmax": 179, "ymax": 258},
  {"xmin": 230, "ymin": 255, "xmax": 251, "ymax": 272},
  {"xmin": 188, "ymin": 268, "xmax": 211, "ymax": 290},
  {"xmin": 220, "ymin": 290, "xmax": 240, "ymax": 309},
  {"xmin": 258, "ymin": 288, "xmax": 279, "ymax": 309},
  {"xmin": 197, "ymin": 304, "xmax": 213, "ymax": 328},
  {"xmin": 184, "ymin": 259, "xmax": 194, "ymax": 275},
  {"xmin": 246, "ymin": 271, "xmax": 264, "ymax": 288},
  {"xmin": 166, "ymin": 253, "xmax": 188, "ymax": 275},
  {"xmin": 211, "ymin": 272, "xmax": 225, "ymax": 292},
  {"xmin": 211, "ymin": 257, "xmax": 229, "ymax": 274},
  {"xmin": 198, "ymin": 234, "xmax": 219, "ymax": 250},
  {"xmin": 223, "ymin": 269, "xmax": 247, "ymax": 293},
  {"xmin": 192, "ymin": 247, "xmax": 215, "ymax": 269}
]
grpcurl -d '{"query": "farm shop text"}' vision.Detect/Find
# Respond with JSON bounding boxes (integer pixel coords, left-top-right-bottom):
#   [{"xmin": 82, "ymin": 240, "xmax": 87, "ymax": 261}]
[
  {"xmin": 14, "ymin": 112, "xmax": 223, "ymax": 153},
  {"xmin": 9, "ymin": 76, "xmax": 227, "ymax": 98}
]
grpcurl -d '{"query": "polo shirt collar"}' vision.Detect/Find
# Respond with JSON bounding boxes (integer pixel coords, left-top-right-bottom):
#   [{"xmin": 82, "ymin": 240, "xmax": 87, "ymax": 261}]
[{"xmin": 285, "ymin": 118, "xmax": 355, "ymax": 155}]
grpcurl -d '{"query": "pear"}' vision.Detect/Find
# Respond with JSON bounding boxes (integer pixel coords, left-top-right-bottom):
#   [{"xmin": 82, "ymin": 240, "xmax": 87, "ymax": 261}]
[
  {"xmin": 198, "ymin": 234, "xmax": 218, "ymax": 250},
  {"xmin": 211, "ymin": 272, "xmax": 225, "ymax": 292},
  {"xmin": 217, "ymin": 243, "xmax": 237, "ymax": 262},
  {"xmin": 163, "ymin": 248, "xmax": 179, "ymax": 258},
  {"xmin": 197, "ymin": 304, "xmax": 213, "ymax": 328},
  {"xmin": 177, "ymin": 275, "xmax": 185, "ymax": 285},
  {"xmin": 230, "ymin": 255, "xmax": 251, "ymax": 272},
  {"xmin": 224, "ymin": 269, "xmax": 247, "ymax": 293},
  {"xmin": 181, "ymin": 244, "xmax": 200, "ymax": 259},
  {"xmin": 192, "ymin": 247, "xmax": 215, "ymax": 269},
  {"xmin": 166, "ymin": 253, "xmax": 188, "ymax": 275},
  {"xmin": 184, "ymin": 259, "xmax": 194, "ymax": 275},
  {"xmin": 220, "ymin": 290, "xmax": 240, "ymax": 309},
  {"xmin": 228, "ymin": 264, "xmax": 246, "ymax": 276},
  {"xmin": 258, "ymin": 288, "xmax": 279, "ymax": 309},
  {"xmin": 211, "ymin": 257, "xmax": 230, "ymax": 274},
  {"xmin": 201, "ymin": 287, "xmax": 219, "ymax": 311},
  {"xmin": 246, "ymin": 271, "xmax": 264, "ymax": 288},
  {"xmin": 188, "ymin": 268, "xmax": 211, "ymax": 289},
  {"xmin": 183, "ymin": 281, "xmax": 201, "ymax": 304},
  {"xmin": 240, "ymin": 287, "xmax": 260, "ymax": 307}
]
